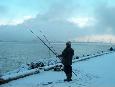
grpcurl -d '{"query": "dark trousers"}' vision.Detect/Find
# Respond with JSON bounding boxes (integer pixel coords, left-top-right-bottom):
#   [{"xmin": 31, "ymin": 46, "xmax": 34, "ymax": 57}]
[{"xmin": 64, "ymin": 65, "xmax": 72, "ymax": 79}]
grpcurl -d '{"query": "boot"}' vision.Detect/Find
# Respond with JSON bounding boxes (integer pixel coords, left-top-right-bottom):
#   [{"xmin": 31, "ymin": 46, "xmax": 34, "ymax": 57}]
[
  {"xmin": 67, "ymin": 78, "xmax": 72, "ymax": 82},
  {"xmin": 64, "ymin": 78, "xmax": 72, "ymax": 82},
  {"xmin": 64, "ymin": 78, "xmax": 68, "ymax": 81}
]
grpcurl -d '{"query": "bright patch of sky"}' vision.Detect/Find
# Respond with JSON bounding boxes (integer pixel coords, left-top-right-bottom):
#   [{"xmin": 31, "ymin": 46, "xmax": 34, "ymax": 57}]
[
  {"xmin": 68, "ymin": 16, "xmax": 96, "ymax": 28},
  {"xmin": 73, "ymin": 35, "xmax": 115, "ymax": 43}
]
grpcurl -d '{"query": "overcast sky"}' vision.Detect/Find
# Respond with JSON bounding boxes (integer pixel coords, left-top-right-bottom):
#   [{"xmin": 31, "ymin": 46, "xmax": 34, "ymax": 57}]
[{"xmin": 0, "ymin": 0, "xmax": 115, "ymax": 43}]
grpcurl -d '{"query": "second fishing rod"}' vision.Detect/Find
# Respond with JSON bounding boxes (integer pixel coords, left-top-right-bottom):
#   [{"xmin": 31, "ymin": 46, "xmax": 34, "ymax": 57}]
[
  {"xmin": 39, "ymin": 30, "xmax": 57, "ymax": 54},
  {"xmin": 28, "ymin": 29, "xmax": 77, "ymax": 77}
]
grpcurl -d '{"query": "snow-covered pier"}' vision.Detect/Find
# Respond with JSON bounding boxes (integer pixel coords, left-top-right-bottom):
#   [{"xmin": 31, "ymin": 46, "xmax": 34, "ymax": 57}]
[{"xmin": 1, "ymin": 50, "xmax": 115, "ymax": 87}]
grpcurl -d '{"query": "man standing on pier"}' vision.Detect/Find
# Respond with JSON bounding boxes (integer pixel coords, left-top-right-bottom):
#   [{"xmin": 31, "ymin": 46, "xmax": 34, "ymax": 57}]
[{"xmin": 58, "ymin": 41, "xmax": 74, "ymax": 82}]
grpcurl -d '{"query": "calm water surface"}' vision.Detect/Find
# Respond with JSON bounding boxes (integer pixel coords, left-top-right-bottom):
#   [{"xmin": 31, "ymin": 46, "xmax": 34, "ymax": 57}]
[{"xmin": 0, "ymin": 42, "xmax": 114, "ymax": 74}]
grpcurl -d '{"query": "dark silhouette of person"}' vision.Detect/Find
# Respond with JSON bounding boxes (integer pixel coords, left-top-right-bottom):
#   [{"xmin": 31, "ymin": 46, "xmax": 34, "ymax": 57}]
[
  {"xmin": 58, "ymin": 41, "xmax": 74, "ymax": 82},
  {"xmin": 110, "ymin": 47, "xmax": 113, "ymax": 51}
]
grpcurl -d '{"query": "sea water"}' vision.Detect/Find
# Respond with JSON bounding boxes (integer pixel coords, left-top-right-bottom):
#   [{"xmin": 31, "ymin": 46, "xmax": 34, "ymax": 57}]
[{"xmin": 0, "ymin": 42, "xmax": 114, "ymax": 74}]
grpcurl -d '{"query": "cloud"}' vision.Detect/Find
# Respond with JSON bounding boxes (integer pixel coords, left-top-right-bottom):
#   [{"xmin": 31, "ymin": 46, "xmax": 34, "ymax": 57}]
[
  {"xmin": 0, "ymin": 0, "xmax": 79, "ymax": 41},
  {"xmin": 36, "ymin": 0, "xmax": 79, "ymax": 21},
  {"xmin": 95, "ymin": 4, "xmax": 115, "ymax": 34},
  {"xmin": 0, "ymin": 15, "xmax": 34, "ymax": 26},
  {"xmin": 0, "ymin": 0, "xmax": 115, "ymax": 43},
  {"xmin": 68, "ymin": 16, "xmax": 96, "ymax": 28}
]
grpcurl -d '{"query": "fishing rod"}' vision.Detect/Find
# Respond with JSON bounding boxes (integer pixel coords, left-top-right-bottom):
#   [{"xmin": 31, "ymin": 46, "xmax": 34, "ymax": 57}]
[
  {"xmin": 39, "ymin": 30, "xmax": 57, "ymax": 58},
  {"xmin": 39, "ymin": 30, "xmax": 56, "ymax": 52},
  {"xmin": 28, "ymin": 29, "xmax": 58, "ymax": 57},
  {"xmin": 40, "ymin": 30, "xmax": 78, "ymax": 76},
  {"xmin": 28, "ymin": 29, "xmax": 77, "ymax": 77}
]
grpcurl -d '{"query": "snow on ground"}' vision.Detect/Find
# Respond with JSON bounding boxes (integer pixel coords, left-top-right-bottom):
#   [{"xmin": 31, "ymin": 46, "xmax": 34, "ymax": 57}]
[{"xmin": 1, "ymin": 52, "xmax": 115, "ymax": 87}]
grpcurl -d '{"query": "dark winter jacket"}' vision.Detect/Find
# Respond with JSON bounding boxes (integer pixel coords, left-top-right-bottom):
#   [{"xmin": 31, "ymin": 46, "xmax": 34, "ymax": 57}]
[{"xmin": 59, "ymin": 47, "xmax": 74, "ymax": 65}]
